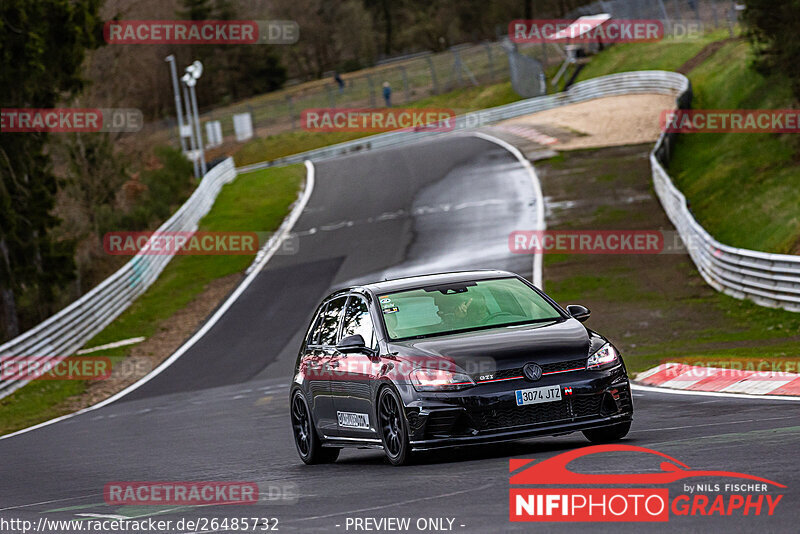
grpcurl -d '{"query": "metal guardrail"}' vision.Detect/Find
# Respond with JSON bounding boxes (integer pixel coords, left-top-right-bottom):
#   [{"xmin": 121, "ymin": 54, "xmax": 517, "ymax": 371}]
[
  {"xmin": 241, "ymin": 70, "xmax": 800, "ymax": 313},
  {"xmin": 0, "ymin": 158, "xmax": 238, "ymax": 398},
  {"xmin": 3, "ymin": 70, "xmax": 797, "ymax": 400},
  {"xmin": 650, "ymin": 77, "xmax": 800, "ymax": 313}
]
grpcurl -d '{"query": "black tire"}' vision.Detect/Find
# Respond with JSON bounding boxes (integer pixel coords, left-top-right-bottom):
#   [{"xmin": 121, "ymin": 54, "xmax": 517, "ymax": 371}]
[
  {"xmin": 582, "ymin": 421, "xmax": 631, "ymax": 443},
  {"xmin": 290, "ymin": 391, "xmax": 339, "ymax": 464},
  {"xmin": 377, "ymin": 386, "xmax": 413, "ymax": 466}
]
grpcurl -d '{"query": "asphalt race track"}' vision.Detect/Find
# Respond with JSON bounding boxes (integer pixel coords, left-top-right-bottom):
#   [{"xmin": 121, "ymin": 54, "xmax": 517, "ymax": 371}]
[{"xmin": 1, "ymin": 135, "xmax": 798, "ymax": 533}]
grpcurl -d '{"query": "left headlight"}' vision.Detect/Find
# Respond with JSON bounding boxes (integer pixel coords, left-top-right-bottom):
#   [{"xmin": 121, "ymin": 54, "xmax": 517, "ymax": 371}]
[
  {"xmin": 409, "ymin": 368, "xmax": 475, "ymax": 391},
  {"xmin": 587, "ymin": 342, "xmax": 619, "ymax": 369}
]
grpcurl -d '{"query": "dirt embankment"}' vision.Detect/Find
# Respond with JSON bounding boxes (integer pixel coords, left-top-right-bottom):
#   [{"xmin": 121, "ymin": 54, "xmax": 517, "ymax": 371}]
[{"xmin": 500, "ymin": 94, "xmax": 677, "ymax": 151}]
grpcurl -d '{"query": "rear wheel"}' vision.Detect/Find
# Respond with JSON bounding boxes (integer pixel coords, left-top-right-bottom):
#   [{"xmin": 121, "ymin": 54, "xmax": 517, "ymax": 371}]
[
  {"xmin": 582, "ymin": 421, "xmax": 631, "ymax": 443},
  {"xmin": 291, "ymin": 391, "xmax": 339, "ymax": 464},
  {"xmin": 378, "ymin": 387, "xmax": 413, "ymax": 466}
]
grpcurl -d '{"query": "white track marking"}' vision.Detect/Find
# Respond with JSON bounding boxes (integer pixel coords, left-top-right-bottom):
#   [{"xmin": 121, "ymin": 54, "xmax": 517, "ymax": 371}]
[
  {"xmin": 631, "ymin": 414, "xmax": 800, "ymax": 433},
  {"xmin": 632, "ymin": 383, "xmax": 800, "ymax": 402},
  {"xmin": 0, "ymin": 494, "xmax": 102, "ymax": 512},
  {"xmin": 76, "ymin": 337, "xmax": 146, "ymax": 354},
  {"xmin": 0, "ymin": 161, "xmax": 316, "ymax": 441},
  {"xmin": 464, "ymin": 131, "xmax": 545, "ymax": 289}
]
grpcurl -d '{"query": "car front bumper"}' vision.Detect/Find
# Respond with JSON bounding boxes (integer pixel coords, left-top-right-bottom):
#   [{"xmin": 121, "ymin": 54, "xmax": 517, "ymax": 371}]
[{"xmin": 401, "ymin": 364, "xmax": 632, "ymax": 451}]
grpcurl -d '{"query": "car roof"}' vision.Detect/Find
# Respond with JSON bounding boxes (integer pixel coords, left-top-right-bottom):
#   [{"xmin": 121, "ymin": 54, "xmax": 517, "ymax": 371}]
[{"xmin": 350, "ymin": 270, "xmax": 520, "ymax": 295}]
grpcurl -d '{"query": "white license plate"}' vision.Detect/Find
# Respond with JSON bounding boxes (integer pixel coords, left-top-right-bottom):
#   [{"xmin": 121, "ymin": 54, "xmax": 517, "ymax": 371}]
[{"xmin": 515, "ymin": 385, "xmax": 562, "ymax": 406}]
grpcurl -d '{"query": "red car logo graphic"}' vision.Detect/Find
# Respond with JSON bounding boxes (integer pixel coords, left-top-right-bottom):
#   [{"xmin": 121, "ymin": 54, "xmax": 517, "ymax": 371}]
[{"xmin": 510, "ymin": 444, "xmax": 786, "ymax": 487}]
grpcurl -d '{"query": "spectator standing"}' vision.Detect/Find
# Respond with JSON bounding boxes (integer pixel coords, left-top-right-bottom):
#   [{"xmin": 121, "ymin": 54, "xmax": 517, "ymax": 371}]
[
  {"xmin": 382, "ymin": 81, "xmax": 392, "ymax": 107},
  {"xmin": 334, "ymin": 71, "xmax": 344, "ymax": 93}
]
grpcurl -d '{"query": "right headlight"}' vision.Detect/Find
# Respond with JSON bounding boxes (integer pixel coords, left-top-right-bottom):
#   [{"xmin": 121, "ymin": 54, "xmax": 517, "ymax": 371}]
[
  {"xmin": 409, "ymin": 368, "xmax": 475, "ymax": 391},
  {"xmin": 587, "ymin": 342, "xmax": 619, "ymax": 369}
]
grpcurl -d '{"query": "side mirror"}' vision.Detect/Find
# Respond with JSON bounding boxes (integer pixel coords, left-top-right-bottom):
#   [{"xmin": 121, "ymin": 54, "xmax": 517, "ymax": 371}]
[
  {"xmin": 337, "ymin": 334, "xmax": 367, "ymax": 353},
  {"xmin": 566, "ymin": 304, "xmax": 591, "ymax": 322}
]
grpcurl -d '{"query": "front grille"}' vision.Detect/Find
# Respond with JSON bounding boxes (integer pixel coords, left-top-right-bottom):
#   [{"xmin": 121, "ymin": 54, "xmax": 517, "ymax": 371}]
[
  {"xmin": 473, "ymin": 358, "xmax": 586, "ymax": 382},
  {"xmin": 467, "ymin": 394, "xmax": 602, "ymax": 431},
  {"xmin": 543, "ymin": 358, "xmax": 587, "ymax": 374},
  {"xmin": 616, "ymin": 389, "xmax": 632, "ymax": 412},
  {"xmin": 424, "ymin": 411, "xmax": 461, "ymax": 438},
  {"xmin": 570, "ymin": 394, "xmax": 603, "ymax": 418}
]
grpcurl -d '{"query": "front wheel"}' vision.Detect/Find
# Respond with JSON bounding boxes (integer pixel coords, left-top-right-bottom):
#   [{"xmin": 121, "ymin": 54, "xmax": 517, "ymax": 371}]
[
  {"xmin": 291, "ymin": 391, "xmax": 339, "ymax": 464},
  {"xmin": 378, "ymin": 387, "xmax": 413, "ymax": 466},
  {"xmin": 582, "ymin": 421, "xmax": 631, "ymax": 443}
]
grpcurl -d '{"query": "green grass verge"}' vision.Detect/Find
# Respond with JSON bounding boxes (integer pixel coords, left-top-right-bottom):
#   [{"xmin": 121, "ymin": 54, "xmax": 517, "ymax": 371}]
[
  {"xmin": 669, "ymin": 40, "xmax": 800, "ymax": 253},
  {"xmin": 547, "ymin": 274, "xmax": 800, "ymax": 374},
  {"xmin": 233, "ymin": 82, "xmax": 521, "ymax": 167},
  {"xmin": 0, "ymin": 164, "xmax": 304, "ymax": 436},
  {"xmin": 575, "ymin": 29, "xmax": 730, "ymax": 83}
]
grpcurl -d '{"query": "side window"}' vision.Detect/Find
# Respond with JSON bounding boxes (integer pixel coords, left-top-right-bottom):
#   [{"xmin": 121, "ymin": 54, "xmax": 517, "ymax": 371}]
[
  {"xmin": 317, "ymin": 296, "xmax": 347, "ymax": 346},
  {"xmin": 341, "ymin": 295, "xmax": 376, "ymax": 349},
  {"xmin": 306, "ymin": 303, "xmax": 328, "ymax": 346}
]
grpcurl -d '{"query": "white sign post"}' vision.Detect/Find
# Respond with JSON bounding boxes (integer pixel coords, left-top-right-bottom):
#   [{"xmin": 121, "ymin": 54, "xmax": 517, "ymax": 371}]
[
  {"xmin": 205, "ymin": 120, "xmax": 223, "ymax": 148},
  {"xmin": 233, "ymin": 112, "xmax": 254, "ymax": 142}
]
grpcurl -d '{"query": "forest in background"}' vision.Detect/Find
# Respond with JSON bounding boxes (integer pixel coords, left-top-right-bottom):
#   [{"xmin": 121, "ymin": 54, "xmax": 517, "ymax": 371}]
[{"xmin": 3, "ymin": 0, "xmax": 797, "ymax": 343}]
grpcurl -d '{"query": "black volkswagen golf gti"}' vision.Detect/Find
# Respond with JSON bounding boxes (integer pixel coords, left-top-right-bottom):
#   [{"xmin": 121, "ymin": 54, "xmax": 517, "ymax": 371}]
[{"xmin": 290, "ymin": 270, "xmax": 633, "ymax": 465}]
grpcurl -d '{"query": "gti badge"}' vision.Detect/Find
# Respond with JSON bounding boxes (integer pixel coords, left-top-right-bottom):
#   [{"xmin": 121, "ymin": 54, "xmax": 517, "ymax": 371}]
[
  {"xmin": 564, "ymin": 386, "xmax": 573, "ymax": 395},
  {"xmin": 522, "ymin": 363, "xmax": 542, "ymax": 381}
]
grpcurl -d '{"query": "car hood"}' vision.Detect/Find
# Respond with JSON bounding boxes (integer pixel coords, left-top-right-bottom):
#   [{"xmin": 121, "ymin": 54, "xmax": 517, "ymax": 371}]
[{"xmin": 387, "ymin": 318, "xmax": 604, "ymax": 374}]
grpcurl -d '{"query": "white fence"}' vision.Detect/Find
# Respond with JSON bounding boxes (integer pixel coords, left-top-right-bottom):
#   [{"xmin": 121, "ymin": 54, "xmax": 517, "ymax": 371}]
[{"xmin": 0, "ymin": 158, "xmax": 238, "ymax": 398}]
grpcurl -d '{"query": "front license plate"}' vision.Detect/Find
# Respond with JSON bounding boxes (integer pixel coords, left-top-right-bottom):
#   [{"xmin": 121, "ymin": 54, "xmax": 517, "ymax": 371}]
[{"xmin": 515, "ymin": 385, "xmax": 562, "ymax": 406}]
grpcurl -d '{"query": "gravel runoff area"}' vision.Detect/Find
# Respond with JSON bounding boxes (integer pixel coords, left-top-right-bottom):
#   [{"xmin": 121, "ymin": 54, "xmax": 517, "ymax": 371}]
[{"xmin": 500, "ymin": 94, "xmax": 677, "ymax": 150}]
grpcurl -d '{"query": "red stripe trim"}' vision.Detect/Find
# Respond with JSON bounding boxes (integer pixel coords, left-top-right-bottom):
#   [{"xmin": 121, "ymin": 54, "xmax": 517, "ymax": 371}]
[
  {"xmin": 543, "ymin": 367, "xmax": 586, "ymax": 375},
  {"xmin": 478, "ymin": 366, "xmax": 586, "ymax": 383}
]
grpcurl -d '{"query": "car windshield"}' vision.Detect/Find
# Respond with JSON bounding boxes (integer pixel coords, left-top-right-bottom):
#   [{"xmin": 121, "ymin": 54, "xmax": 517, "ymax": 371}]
[{"xmin": 378, "ymin": 277, "xmax": 562, "ymax": 340}]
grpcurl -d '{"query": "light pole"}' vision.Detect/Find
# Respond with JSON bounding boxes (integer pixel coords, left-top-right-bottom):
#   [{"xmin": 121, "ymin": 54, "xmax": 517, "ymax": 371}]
[
  {"xmin": 185, "ymin": 61, "xmax": 206, "ymax": 176},
  {"xmin": 180, "ymin": 74, "xmax": 200, "ymax": 178},
  {"xmin": 165, "ymin": 55, "xmax": 187, "ymax": 153}
]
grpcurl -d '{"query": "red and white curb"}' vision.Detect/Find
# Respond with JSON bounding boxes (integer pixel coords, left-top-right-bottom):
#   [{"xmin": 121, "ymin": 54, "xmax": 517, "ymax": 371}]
[{"xmin": 635, "ymin": 362, "xmax": 800, "ymax": 397}]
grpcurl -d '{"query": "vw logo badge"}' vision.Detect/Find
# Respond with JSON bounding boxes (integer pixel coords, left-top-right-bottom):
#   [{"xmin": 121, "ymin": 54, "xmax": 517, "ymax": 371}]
[{"xmin": 523, "ymin": 363, "xmax": 542, "ymax": 381}]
